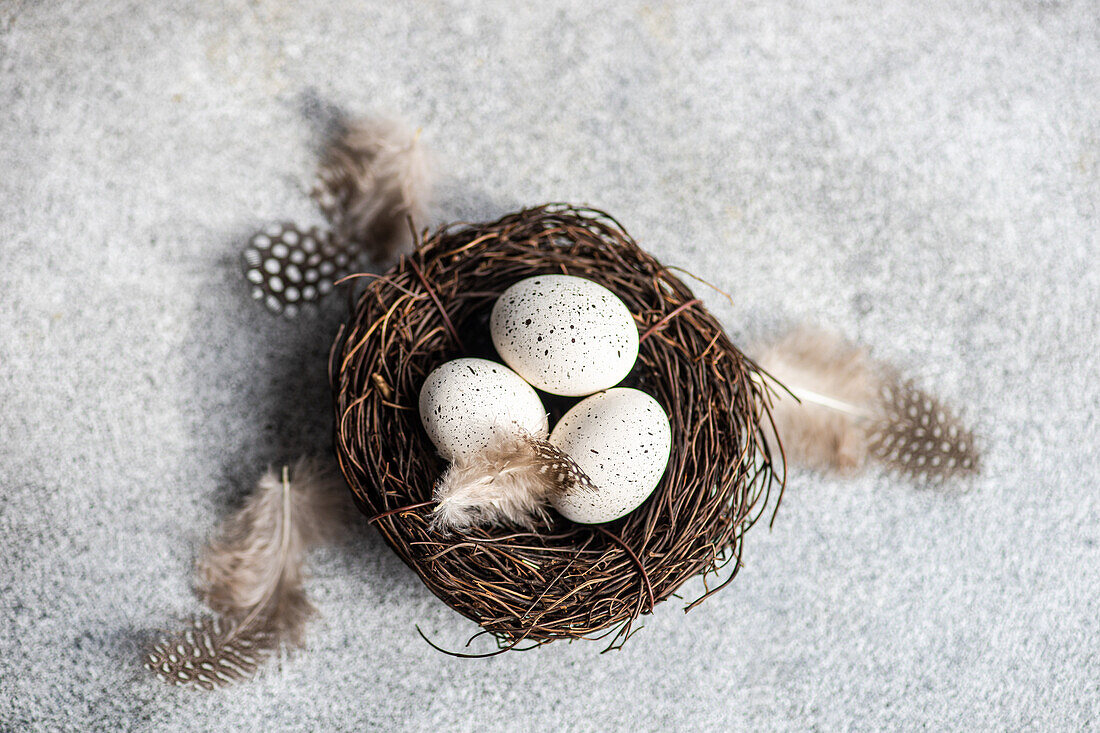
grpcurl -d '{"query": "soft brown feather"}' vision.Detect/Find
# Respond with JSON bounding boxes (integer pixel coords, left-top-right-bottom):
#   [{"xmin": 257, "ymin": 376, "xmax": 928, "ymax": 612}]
[
  {"xmin": 312, "ymin": 117, "xmax": 432, "ymax": 261},
  {"xmin": 432, "ymin": 430, "xmax": 595, "ymax": 532},
  {"xmin": 757, "ymin": 328, "xmax": 879, "ymax": 473},
  {"xmin": 756, "ymin": 327, "xmax": 980, "ymax": 481},
  {"xmin": 196, "ymin": 458, "xmax": 346, "ymax": 644},
  {"xmin": 147, "ymin": 458, "xmax": 350, "ymax": 689}
]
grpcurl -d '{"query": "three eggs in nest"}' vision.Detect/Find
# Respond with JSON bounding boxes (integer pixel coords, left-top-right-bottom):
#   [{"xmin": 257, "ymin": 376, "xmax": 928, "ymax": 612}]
[{"xmin": 419, "ymin": 275, "xmax": 672, "ymax": 524}]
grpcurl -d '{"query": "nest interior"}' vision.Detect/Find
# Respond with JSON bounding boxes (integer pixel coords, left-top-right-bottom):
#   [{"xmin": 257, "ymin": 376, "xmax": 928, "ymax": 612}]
[{"xmin": 330, "ymin": 204, "xmax": 781, "ymax": 651}]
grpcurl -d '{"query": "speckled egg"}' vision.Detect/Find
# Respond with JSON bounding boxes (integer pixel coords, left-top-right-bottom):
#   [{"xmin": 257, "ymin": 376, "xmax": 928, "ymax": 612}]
[
  {"xmin": 549, "ymin": 388, "xmax": 672, "ymax": 524},
  {"xmin": 419, "ymin": 358, "xmax": 549, "ymax": 461},
  {"xmin": 490, "ymin": 275, "xmax": 639, "ymax": 396}
]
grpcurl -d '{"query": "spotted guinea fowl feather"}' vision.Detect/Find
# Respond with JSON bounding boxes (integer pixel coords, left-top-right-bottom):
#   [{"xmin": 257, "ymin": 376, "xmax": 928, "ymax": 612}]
[
  {"xmin": 868, "ymin": 378, "xmax": 979, "ymax": 479},
  {"xmin": 146, "ymin": 458, "xmax": 349, "ymax": 689},
  {"xmin": 755, "ymin": 327, "xmax": 979, "ymax": 482},
  {"xmin": 242, "ymin": 223, "xmax": 362, "ymax": 317},
  {"xmin": 145, "ymin": 616, "xmax": 273, "ymax": 690}
]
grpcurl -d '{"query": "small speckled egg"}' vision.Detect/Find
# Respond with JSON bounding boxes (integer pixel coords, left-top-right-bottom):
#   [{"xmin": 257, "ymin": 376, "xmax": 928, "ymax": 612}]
[
  {"xmin": 419, "ymin": 358, "xmax": 549, "ymax": 461},
  {"xmin": 490, "ymin": 275, "xmax": 639, "ymax": 396},
  {"xmin": 549, "ymin": 388, "xmax": 672, "ymax": 524}
]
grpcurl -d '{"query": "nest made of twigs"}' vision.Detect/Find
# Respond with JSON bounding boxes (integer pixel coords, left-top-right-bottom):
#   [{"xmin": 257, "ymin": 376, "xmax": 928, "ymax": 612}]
[{"xmin": 330, "ymin": 204, "xmax": 781, "ymax": 652}]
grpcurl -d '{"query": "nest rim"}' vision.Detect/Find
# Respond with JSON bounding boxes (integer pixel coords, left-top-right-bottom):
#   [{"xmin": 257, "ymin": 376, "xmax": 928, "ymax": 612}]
[{"xmin": 330, "ymin": 203, "xmax": 781, "ymax": 652}]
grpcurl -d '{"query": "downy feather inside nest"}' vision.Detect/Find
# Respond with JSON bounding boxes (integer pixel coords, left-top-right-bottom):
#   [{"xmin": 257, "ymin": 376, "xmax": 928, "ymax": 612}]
[{"xmin": 431, "ymin": 429, "xmax": 597, "ymax": 532}]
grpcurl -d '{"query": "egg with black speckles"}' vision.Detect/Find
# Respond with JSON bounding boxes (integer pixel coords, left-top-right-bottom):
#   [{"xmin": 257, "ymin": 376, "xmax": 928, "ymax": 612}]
[
  {"xmin": 490, "ymin": 275, "xmax": 639, "ymax": 397},
  {"xmin": 549, "ymin": 388, "xmax": 672, "ymax": 524},
  {"xmin": 419, "ymin": 358, "xmax": 549, "ymax": 461}
]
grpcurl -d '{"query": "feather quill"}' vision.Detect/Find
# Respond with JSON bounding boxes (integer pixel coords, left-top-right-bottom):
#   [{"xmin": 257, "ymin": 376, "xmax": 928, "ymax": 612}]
[
  {"xmin": 146, "ymin": 458, "xmax": 349, "ymax": 689},
  {"xmin": 432, "ymin": 430, "xmax": 596, "ymax": 532},
  {"xmin": 312, "ymin": 117, "xmax": 433, "ymax": 262},
  {"xmin": 755, "ymin": 327, "xmax": 979, "ymax": 481}
]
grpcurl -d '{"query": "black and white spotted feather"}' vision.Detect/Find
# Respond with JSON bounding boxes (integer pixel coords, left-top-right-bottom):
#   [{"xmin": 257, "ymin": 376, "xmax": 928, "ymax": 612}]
[
  {"xmin": 868, "ymin": 379, "xmax": 979, "ymax": 480},
  {"xmin": 432, "ymin": 430, "xmax": 596, "ymax": 532},
  {"xmin": 242, "ymin": 223, "xmax": 362, "ymax": 316},
  {"xmin": 755, "ymin": 327, "xmax": 980, "ymax": 482},
  {"xmin": 145, "ymin": 616, "xmax": 272, "ymax": 690}
]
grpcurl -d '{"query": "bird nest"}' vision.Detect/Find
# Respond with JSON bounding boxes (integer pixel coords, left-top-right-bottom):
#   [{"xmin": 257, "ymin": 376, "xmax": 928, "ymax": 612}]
[{"xmin": 329, "ymin": 204, "xmax": 782, "ymax": 652}]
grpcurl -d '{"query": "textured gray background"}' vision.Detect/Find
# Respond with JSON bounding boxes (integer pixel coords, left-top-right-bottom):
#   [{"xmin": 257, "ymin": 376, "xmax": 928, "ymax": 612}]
[{"xmin": 2, "ymin": 1, "xmax": 1098, "ymax": 730}]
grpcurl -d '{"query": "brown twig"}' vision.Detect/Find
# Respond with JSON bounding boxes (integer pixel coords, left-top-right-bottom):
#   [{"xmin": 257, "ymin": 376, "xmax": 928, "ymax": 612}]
[
  {"xmin": 639, "ymin": 298, "xmax": 702, "ymax": 343},
  {"xmin": 408, "ymin": 257, "xmax": 464, "ymax": 351},
  {"xmin": 368, "ymin": 500, "xmax": 435, "ymax": 523},
  {"xmin": 592, "ymin": 526, "xmax": 655, "ymax": 614}
]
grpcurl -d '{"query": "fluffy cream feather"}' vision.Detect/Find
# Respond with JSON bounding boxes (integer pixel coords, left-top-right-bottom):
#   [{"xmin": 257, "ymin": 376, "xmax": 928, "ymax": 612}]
[
  {"xmin": 432, "ymin": 430, "xmax": 595, "ymax": 532},
  {"xmin": 755, "ymin": 327, "xmax": 979, "ymax": 481},
  {"xmin": 312, "ymin": 117, "xmax": 433, "ymax": 261}
]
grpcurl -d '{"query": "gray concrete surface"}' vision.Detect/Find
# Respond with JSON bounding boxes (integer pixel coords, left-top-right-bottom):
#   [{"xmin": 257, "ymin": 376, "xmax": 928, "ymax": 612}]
[{"xmin": 2, "ymin": 1, "xmax": 1098, "ymax": 730}]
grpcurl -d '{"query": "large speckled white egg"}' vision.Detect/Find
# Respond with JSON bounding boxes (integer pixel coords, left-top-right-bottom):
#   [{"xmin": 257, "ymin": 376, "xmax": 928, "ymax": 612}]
[
  {"xmin": 419, "ymin": 358, "xmax": 548, "ymax": 461},
  {"xmin": 490, "ymin": 275, "xmax": 639, "ymax": 397},
  {"xmin": 549, "ymin": 388, "xmax": 672, "ymax": 524}
]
